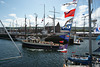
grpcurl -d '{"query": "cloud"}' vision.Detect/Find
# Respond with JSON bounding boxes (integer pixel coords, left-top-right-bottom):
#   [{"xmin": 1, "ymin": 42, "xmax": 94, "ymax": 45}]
[
  {"xmin": 78, "ymin": 5, "xmax": 88, "ymax": 15},
  {"xmin": 2, "ymin": 13, "xmax": 67, "ymax": 27},
  {"xmin": 9, "ymin": 14, "xmax": 17, "ymax": 18},
  {"xmin": 0, "ymin": 1, "xmax": 5, "ymax": 4},
  {"xmin": 92, "ymin": 7, "xmax": 100, "ymax": 26},
  {"xmin": 61, "ymin": 1, "xmax": 77, "ymax": 12},
  {"xmin": 61, "ymin": 6, "xmax": 69, "ymax": 12},
  {"xmin": 73, "ymin": 5, "xmax": 100, "ymax": 28},
  {"xmin": 73, "ymin": 5, "xmax": 88, "ymax": 27},
  {"xmin": 0, "ymin": 19, "xmax": 12, "ymax": 27},
  {"xmin": 28, "ymin": 15, "xmax": 35, "ymax": 22},
  {"xmin": 61, "ymin": 5, "xmax": 76, "ymax": 12},
  {"xmin": 5, "ymin": 19, "xmax": 13, "ymax": 22},
  {"xmin": 92, "ymin": 7, "xmax": 100, "ymax": 19},
  {"xmin": 28, "ymin": 15, "xmax": 34, "ymax": 19}
]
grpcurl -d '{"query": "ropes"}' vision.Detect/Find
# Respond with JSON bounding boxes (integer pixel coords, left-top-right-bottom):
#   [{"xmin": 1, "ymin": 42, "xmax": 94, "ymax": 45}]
[
  {"xmin": 0, "ymin": 56, "xmax": 22, "ymax": 61},
  {"xmin": 0, "ymin": 20, "xmax": 22, "ymax": 61}
]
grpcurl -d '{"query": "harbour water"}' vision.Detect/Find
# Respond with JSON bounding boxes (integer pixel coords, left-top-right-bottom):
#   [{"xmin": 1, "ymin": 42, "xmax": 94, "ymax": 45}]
[{"xmin": 0, "ymin": 38, "xmax": 100, "ymax": 67}]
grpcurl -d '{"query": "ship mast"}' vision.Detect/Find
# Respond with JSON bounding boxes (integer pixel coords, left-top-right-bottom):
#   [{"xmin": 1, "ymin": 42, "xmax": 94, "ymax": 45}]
[
  {"xmin": 88, "ymin": 0, "xmax": 92, "ymax": 67},
  {"xmin": 34, "ymin": 13, "xmax": 38, "ymax": 37},
  {"xmin": 16, "ymin": 20, "xmax": 17, "ymax": 35},
  {"xmin": 25, "ymin": 15, "xmax": 27, "ymax": 39},
  {"xmin": 49, "ymin": 7, "xmax": 60, "ymax": 33},
  {"xmin": 44, "ymin": 4, "xmax": 45, "ymax": 31}
]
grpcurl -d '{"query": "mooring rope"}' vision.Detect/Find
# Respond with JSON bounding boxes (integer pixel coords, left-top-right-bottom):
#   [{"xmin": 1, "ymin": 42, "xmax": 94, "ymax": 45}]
[{"xmin": 0, "ymin": 20, "xmax": 22, "ymax": 61}]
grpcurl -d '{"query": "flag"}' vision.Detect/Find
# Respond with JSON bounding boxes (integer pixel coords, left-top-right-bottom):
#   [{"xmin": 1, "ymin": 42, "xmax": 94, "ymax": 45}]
[
  {"xmin": 65, "ymin": 33, "xmax": 70, "ymax": 41},
  {"xmin": 66, "ymin": 34, "xmax": 69, "ymax": 37},
  {"xmin": 59, "ymin": 33, "xmax": 70, "ymax": 41},
  {"xmin": 63, "ymin": 2, "xmax": 72, "ymax": 6},
  {"xmin": 63, "ymin": 1, "xmax": 77, "ymax": 6},
  {"xmin": 65, "ymin": 18, "xmax": 73, "ymax": 25},
  {"xmin": 96, "ymin": 25, "xmax": 100, "ymax": 32},
  {"xmin": 41, "ymin": 18, "xmax": 44, "ymax": 23},
  {"xmin": 59, "ymin": 41, "xmax": 64, "ymax": 43},
  {"xmin": 41, "ymin": 15, "xmax": 45, "ymax": 23},
  {"xmin": 64, "ymin": 9, "xmax": 75, "ymax": 18},
  {"xmin": 59, "ymin": 35, "xmax": 65, "ymax": 39},
  {"xmin": 61, "ymin": 24, "xmax": 72, "ymax": 31}
]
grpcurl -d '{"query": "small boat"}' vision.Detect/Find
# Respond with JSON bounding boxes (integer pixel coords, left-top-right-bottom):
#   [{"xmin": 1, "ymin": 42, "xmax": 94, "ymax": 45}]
[
  {"xmin": 67, "ymin": 55, "xmax": 91, "ymax": 65},
  {"xmin": 73, "ymin": 39, "xmax": 80, "ymax": 45},
  {"xmin": 58, "ymin": 48, "xmax": 67, "ymax": 53},
  {"xmin": 73, "ymin": 35, "xmax": 81, "ymax": 45},
  {"xmin": 22, "ymin": 38, "xmax": 63, "ymax": 51},
  {"xmin": 78, "ymin": 38, "xmax": 83, "ymax": 42},
  {"xmin": 58, "ymin": 43, "xmax": 68, "ymax": 53},
  {"xmin": 67, "ymin": 54, "xmax": 100, "ymax": 65}
]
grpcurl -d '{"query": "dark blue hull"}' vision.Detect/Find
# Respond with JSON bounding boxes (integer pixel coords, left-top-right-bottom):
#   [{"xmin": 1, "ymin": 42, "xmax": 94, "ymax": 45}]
[
  {"xmin": 68, "ymin": 57, "xmax": 90, "ymax": 65},
  {"xmin": 67, "ymin": 55, "xmax": 92, "ymax": 65}
]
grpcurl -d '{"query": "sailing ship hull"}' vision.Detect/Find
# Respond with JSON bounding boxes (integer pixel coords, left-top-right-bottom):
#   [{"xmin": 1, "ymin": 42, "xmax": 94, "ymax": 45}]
[
  {"xmin": 0, "ymin": 34, "xmax": 17, "ymax": 41},
  {"xmin": 22, "ymin": 41, "xmax": 60, "ymax": 50}
]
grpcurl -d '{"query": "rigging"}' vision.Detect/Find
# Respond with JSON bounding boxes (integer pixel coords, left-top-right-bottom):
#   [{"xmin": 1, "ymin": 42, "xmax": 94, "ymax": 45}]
[{"xmin": 0, "ymin": 20, "xmax": 22, "ymax": 61}]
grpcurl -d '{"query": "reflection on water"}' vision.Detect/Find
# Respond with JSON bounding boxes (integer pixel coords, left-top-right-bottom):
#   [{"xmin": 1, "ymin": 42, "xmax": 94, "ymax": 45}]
[{"xmin": 0, "ymin": 39, "xmax": 100, "ymax": 67}]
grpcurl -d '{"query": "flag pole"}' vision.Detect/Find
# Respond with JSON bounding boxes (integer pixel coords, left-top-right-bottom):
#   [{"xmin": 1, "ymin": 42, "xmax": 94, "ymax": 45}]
[{"xmin": 88, "ymin": 0, "xmax": 92, "ymax": 67}]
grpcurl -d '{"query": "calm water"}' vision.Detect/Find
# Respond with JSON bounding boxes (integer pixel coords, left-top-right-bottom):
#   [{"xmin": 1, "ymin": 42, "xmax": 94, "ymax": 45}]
[{"xmin": 0, "ymin": 39, "xmax": 100, "ymax": 67}]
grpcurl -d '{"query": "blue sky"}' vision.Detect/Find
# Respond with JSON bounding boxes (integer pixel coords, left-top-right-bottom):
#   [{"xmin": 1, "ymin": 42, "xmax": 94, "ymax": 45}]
[
  {"xmin": 0, "ymin": 0, "xmax": 67, "ymax": 18},
  {"xmin": 0, "ymin": 0, "xmax": 76, "ymax": 27},
  {"xmin": 0, "ymin": 0, "xmax": 100, "ymax": 27}
]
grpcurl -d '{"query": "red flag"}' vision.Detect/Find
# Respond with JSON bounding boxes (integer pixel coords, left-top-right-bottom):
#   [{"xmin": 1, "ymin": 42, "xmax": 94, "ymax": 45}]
[
  {"xmin": 41, "ymin": 19, "xmax": 44, "ymax": 23},
  {"xmin": 59, "ymin": 41, "xmax": 64, "ymax": 43},
  {"xmin": 42, "ymin": 19, "xmax": 43, "ymax": 21},
  {"xmin": 41, "ymin": 15, "xmax": 45, "ymax": 23},
  {"xmin": 64, "ymin": 9, "xmax": 76, "ymax": 18}
]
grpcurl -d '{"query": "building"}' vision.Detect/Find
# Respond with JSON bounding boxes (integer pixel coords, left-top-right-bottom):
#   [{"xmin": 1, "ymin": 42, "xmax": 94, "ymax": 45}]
[{"xmin": 45, "ymin": 22, "xmax": 60, "ymax": 33}]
